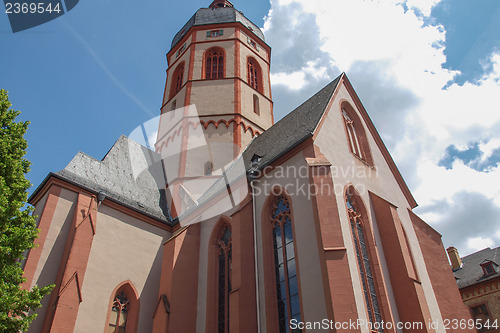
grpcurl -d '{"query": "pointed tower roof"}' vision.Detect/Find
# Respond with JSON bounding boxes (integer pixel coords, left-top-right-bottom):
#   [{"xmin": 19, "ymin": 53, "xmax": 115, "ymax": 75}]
[{"xmin": 171, "ymin": 2, "xmax": 264, "ymax": 49}]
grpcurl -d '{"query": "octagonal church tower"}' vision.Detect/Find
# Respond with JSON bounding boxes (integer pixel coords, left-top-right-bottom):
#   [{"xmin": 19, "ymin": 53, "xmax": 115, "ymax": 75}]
[{"xmin": 156, "ymin": 0, "xmax": 272, "ymax": 217}]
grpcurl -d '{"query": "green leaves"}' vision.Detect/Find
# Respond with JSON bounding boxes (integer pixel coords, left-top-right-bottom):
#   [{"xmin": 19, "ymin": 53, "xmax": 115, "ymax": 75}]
[{"xmin": 0, "ymin": 89, "xmax": 53, "ymax": 331}]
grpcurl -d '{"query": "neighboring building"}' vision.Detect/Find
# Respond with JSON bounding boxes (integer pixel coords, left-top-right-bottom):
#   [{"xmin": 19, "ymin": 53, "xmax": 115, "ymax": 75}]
[
  {"xmin": 24, "ymin": 1, "xmax": 473, "ymax": 332},
  {"xmin": 449, "ymin": 246, "xmax": 500, "ymax": 332}
]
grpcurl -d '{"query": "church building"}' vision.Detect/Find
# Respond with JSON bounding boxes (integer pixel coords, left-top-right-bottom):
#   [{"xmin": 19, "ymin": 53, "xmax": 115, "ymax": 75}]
[{"xmin": 24, "ymin": 1, "xmax": 474, "ymax": 332}]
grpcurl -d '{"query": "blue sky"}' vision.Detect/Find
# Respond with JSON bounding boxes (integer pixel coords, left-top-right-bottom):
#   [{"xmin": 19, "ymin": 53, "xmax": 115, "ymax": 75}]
[{"xmin": 1, "ymin": 0, "xmax": 500, "ymax": 256}]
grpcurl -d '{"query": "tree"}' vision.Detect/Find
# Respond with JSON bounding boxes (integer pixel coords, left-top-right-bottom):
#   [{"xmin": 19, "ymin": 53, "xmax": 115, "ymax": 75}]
[{"xmin": 0, "ymin": 89, "xmax": 52, "ymax": 331}]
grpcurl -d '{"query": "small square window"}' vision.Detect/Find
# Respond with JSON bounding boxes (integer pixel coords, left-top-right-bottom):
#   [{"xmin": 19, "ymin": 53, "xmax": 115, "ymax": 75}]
[
  {"xmin": 247, "ymin": 37, "xmax": 260, "ymax": 51},
  {"xmin": 483, "ymin": 263, "xmax": 495, "ymax": 275},
  {"xmin": 207, "ymin": 30, "xmax": 224, "ymax": 38},
  {"xmin": 175, "ymin": 43, "xmax": 186, "ymax": 58}
]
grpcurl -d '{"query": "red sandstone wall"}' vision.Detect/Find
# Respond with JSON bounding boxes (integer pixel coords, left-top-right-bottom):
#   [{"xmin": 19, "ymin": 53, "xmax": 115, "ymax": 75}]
[{"xmin": 409, "ymin": 210, "xmax": 476, "ymax": 333}]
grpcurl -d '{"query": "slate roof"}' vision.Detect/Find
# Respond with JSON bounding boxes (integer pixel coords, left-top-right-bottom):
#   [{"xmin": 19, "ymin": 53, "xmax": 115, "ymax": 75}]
[
  {"xmin": 30, "ymin": 135, "xmax": 172, "ymax": 225},
  {"xmin": 171, "ymin": 7, "xmax": 265, "ymax": 50},
  {"xmin": 453, "ymin": 247, "xmax": 500, "ymax": 289}
]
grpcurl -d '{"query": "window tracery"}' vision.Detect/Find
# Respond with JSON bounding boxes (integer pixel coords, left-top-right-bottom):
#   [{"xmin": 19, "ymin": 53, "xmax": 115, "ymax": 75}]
[{"xmin": 271, "ymin": 195, "xmax": 301, "ymax": 332}]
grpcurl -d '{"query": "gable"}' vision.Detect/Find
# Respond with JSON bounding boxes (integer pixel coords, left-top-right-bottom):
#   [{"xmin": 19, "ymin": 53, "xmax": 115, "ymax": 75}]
[{"xmin": 313, "ymin": 74, "xmax": 417, "ymax": 209}]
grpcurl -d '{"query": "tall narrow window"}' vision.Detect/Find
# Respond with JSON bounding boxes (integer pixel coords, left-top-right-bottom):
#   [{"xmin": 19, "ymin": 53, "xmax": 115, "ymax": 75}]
[
  {"xmin": 205, "ymin": 48, "xmax": 224, "ymax": 80},
  {"xmin": 205, "ymin": 161, "xmax": 214, "ymax": 176},
  {"xmin": 341, "ymin": 104, "xmax": 373, "ymax": 165},
  {"xmin": 217, "ymin": 225, "xmax": 232, "ymax": 333},
  {"xmin": 346, "ymin": 192, "xmax": 382, "ymax": 331},
  {"xmin": 253, "ymin": 94, "xmax": 260, "ymax": 115},
  {"xmin": 169, "ymin": 63, "xmax": 185, "ymax": 100},
  {"xmin": 271, "ymin": 195, "xmax": 301, "ymax": 333},
  {"xmin": 108, "ymin": 292, "xmax": 129, "ymax": 333},
  {"xmin": 342, "ymin": 108, "xmax": 363, "ymax": 159},
  {"xmin": 247, "ymin": 57, "xmax": 262, "ymax": 93}
]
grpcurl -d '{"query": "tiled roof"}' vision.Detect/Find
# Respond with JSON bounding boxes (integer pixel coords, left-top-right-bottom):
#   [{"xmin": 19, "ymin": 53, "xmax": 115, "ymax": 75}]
[
  {"xmin": 453, "ymin": 247, "xmax": 500, "ymax": 289},
  {"xmin": 171, "ymin": 7, "xmax": 265, "ymax": 50}
]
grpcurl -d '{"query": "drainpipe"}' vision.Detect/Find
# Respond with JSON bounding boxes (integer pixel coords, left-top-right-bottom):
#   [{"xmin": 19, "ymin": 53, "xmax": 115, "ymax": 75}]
[{"xmin": 249, "ymin": 169, "xmax": 261, "ymax": 333}]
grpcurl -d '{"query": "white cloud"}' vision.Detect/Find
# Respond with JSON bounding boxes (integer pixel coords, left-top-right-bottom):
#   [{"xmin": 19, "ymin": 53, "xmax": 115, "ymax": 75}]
[
  {"xmin": 466, "ymin": 237, "xmax": 494, "ymax": 253},
  {"xmin": 406, "ymin": 0, "xmax": 441, "ymax": 16},
  {"xmin": 264, "ymin": 0, "xmax": 500, "ymax": 255},
  {"xmin": 271, "ymin": 71, "xmax": 307, "ymax": 90},
  {"xmin": 271, "ymin": 60, "xmax": 329, "ymax": 90},
  {"xmin": 479, "ymin": 138, "xmax": 500, "ymax": 163}
]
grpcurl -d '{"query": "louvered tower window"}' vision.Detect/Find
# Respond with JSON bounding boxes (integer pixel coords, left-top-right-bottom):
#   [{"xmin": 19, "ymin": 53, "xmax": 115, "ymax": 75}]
[
  {"xmin": 206, "ymin": 48, "xmax": 224, "ymax": 79},
  {"xmin": 247, "ymin": 57, "xmax": 262, "ymax": 93},
  {"xmin": 169, "ymin": 63, "xmax": 185, "ymax": 100}
]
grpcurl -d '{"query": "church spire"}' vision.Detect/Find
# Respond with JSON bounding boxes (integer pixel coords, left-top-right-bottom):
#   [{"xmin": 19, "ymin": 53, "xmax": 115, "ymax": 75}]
[{"xmin": 209, "ymin": 0, "xmax": 233, "ymax": 8}]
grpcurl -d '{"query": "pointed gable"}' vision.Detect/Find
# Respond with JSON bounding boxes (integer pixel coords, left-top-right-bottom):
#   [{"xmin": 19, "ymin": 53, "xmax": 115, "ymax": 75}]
[{"xmin": 312, "ymin": 74, "xmax": 418, "ymax": 208}]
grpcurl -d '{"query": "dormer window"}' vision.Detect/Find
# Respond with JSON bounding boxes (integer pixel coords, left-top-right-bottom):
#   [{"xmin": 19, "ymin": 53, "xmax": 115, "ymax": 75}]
[
  {"xmin": 481, "ymin": 261, "xmax": 496, "ymax": 276},
  {"xmin": 251, "ymin": 154, "xmax": 261, "ymax": 166}
]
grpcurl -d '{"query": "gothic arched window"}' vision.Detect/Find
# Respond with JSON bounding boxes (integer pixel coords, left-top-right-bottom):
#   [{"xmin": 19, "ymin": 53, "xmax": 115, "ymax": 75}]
[
  {"xmin": 217, "ymin": 225, "xmax": 232, "ymax": 333},
  {"xmin": 106, "ymin": 282, "xmax": 139, "ymax": 333},
  {"xmin": 108, "ymin": 291, "xmax": 129, "ymax": 333},
  {"xmin": 205, "ymin": 47, "xmax": 225, "ymax": 80},
  {"xmin": 271, "ymin": 195, "xmax": 301, "ymax": 332},
  {"xmin": 169, "ymin": 62, "xmax": 185, "ymax": 100},
  {"xmin": 345, "ymin": 190, "xmax": 382, "ymax": 331},
  {"xmin": 247, "ymin": 57, "xmax": 262, "ymax": 93},
  {"xmin": 341, "ymin": 104, "xmax": 373, "ymax": 166}
]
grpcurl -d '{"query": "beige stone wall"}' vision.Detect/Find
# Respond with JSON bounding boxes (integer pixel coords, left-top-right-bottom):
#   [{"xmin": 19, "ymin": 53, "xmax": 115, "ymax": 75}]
[
  {"xmin": 240, "ymin": 122, "xmax": 255, "ymax": 148},
  {"xmin": 315, "ymin": 82, "xmax": 445, "ymax": 332},
  {"xmin": 189, "ymin": 79, "xmax": 235, "ymax": 116},
  {"xmin": 73, "ymin": 205, "xmax": 170, "ymax": 333},
  {"xmin": 27, "ymin": 188, "xmax": 78, "ymax": 333}
]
